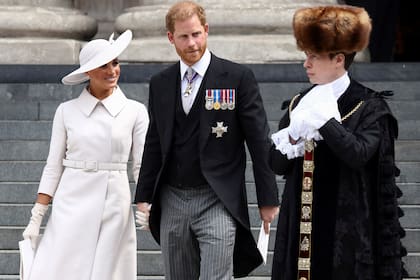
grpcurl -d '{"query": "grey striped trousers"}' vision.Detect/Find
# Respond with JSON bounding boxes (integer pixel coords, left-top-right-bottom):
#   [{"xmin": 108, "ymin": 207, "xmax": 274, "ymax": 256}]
[{"xmin": 160, "ymin": 184, "xmax": 236, "ymax": 280}]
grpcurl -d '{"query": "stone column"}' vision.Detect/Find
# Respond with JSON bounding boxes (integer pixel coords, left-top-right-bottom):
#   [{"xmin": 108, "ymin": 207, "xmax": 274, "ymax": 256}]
[
  {"xmin": 0, "ymin": 0, "xmax": 97, "ymax": 64},
  {"xmin": 74, "ymin": 0, "xmax": 125, "ymax": 39},
  {"xmin": 114, "ymin": 0, "xmax": 368, "ymax": 63}
]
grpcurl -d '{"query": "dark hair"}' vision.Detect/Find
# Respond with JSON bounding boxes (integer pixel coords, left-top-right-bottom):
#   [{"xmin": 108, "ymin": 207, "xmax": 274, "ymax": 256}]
[{"xmin": 328, "ymin": 52, "xmax": 357, "ymax": 70}]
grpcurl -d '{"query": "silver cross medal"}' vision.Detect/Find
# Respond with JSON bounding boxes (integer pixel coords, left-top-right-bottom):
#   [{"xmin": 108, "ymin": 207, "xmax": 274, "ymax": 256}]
[
  {"xmin": 212, "ymin": 122, "xmax": 228, "ymax": 138},
  {"xmin": 184, "ymin": 83, "xmax": 193, "ymax": 97},
  {"xmin": 184, "ymin": 68, "xmax": 195, "ymax": 97}
]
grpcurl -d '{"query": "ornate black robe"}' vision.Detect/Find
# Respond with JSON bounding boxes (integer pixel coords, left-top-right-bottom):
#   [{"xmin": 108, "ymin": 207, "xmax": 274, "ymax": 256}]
[{"xmin": 270, "ymin": 80, "xmax": 407, "ymax": 280}]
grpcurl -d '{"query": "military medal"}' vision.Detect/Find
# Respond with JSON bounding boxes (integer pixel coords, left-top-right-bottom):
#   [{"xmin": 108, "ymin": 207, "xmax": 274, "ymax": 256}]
[
  {"xmin": 205, "ymin": 89, "xmax": 214, "ymax": 110},
  {"xmin": 220, "ymin": 89, "xmax": 228, "ymax": 110},
  {"xmin": 184, "ymin": 83, "xmax": 193, "ymax": 97},
  {"xmin": 228, "ymin": 89, "xmax": 235, "ymax": 110},
  {"xmin": 184, "ymin": 69, "xmax": 198, "ymax": 97},
  {"xmin": 213, "ymin": 89, "xmax": 221, "ymax": 110},
  {"xmin": 211, "ymin": 121, "xmax": 228, "ymax": 138}
]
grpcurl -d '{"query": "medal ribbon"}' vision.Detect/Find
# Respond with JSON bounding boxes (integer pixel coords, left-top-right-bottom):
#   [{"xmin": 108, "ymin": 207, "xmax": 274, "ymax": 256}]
[{"xmin": 184, "ymin": 69, "xmax": 199, "ymax": 96}]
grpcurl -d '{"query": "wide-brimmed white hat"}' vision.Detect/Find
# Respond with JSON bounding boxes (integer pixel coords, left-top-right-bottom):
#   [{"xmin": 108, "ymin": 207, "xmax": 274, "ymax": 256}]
[{"xmin": 62, "ymin": 29, "xmax": 132, "ymax": 85}]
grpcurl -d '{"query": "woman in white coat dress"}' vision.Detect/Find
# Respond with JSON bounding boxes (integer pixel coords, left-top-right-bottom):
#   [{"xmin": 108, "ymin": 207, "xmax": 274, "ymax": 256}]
[{"xmin": 21, "ymin": 29, "xmax": 149, "ymax": 280}]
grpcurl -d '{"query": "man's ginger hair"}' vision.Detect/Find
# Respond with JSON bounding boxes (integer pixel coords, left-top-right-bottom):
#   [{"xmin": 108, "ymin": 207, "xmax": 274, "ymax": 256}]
[{"xmin": 166, "ymin": 1, "xmax": 207, "ymax": 33}]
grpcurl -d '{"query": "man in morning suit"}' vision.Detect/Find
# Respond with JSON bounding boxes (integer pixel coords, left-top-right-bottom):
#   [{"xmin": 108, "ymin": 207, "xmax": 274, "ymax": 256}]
[{"xmin": 134, "ymin": 1, "xmax": 279, "ymax": 279}]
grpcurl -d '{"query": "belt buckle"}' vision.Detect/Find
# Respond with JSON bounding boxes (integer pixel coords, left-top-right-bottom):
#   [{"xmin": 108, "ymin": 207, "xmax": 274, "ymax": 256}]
[{"xmin": 84, "ymin": 161, "xmax": 98, "ymax": 172}]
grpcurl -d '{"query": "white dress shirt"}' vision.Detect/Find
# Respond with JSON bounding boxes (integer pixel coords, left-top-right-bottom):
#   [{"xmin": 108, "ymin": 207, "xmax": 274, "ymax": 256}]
[{"xmin": 179, "ymin": 49, "xmax": 211, "ymax": 114}]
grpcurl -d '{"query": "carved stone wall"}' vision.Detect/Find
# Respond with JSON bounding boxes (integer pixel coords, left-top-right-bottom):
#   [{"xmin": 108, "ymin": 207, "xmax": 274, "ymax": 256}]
[
  {"xmin": 0, "ymin": 0, "xmax": 97, "ymax": 64},
  {"xmin": 0, "ymin": 0, "xmax": 370, "ymax": 64},
  {"xmin": 114, "ymin": 0, "xmax": 342, "ymax": 63}
]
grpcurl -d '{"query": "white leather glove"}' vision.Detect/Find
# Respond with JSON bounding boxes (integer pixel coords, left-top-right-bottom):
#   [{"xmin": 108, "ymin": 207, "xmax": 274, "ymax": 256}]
[
  {"xmin": 288, "ymin": 110, "xmax": 322, "ymax": 141},
  {"xmin": 300, "ymin": 125, "xmax": 323, "ymax": 141},
  {"xmin": 271, "ymin": 128, "xmax": 305, "ymax": 159},
  {"xmin": 22, "ymin": 203, "xmax": 48, "ymax": 249},
  {"xmin": 136, "ymin": 203, "xmax": 151, "ymax": 230},
  {"xmin": 271, "ymin": 127, "xmax": 289, "ymax": 147},
  {"xmin": 288, "ymin": 109, "xmax": 308, "ymax": 141},
  {"xmin": 303, "ymin": 101, "xmax": 341, "ymax": 130},
  {"xmin": 289, "ymin": 83, "xmax": 341, "ymax": 138},
  {"xmin": 303, "ymin": 85, "xmax": 341, "ymax": 130}
]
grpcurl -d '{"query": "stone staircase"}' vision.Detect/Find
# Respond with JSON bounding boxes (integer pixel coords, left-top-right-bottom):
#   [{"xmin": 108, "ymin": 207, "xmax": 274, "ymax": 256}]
[{"xmin": 0, "ymin": 63, "xmax": 419, "ymax": 279}]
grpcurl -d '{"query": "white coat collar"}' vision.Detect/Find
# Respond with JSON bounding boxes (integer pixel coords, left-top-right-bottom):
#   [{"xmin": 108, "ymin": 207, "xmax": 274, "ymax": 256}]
[{"xmin": 77, "ymin": 86, "xmax": 127, "ymax": 117}]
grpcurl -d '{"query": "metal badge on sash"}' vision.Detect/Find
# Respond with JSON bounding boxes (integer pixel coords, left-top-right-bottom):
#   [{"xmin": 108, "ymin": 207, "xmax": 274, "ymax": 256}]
[
  {"xmin": 297, "ymin": 139, "xmax": 315, "ymax": 280},
  {"xmin": 205, "ymin": 89, "xmax": 214, "ymax": 110}
]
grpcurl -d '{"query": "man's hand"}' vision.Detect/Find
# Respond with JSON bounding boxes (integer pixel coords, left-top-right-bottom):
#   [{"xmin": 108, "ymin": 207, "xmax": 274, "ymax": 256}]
[
  {"xmin": 136, "ymin": 202, "xmax": 151, "ymax": 230},
  {"xmin": 259, "ymin": 206, "xmax": 279, "ymax": 234}
]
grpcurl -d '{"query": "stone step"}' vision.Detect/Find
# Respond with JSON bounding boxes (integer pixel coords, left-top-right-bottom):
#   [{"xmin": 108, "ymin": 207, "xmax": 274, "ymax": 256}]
[
  {"xmin": 1, "ymin": 118, "xmax": 420, "ymax": 141},
  {"xmin": 0, "ymin": 160, "xmax": 277, "ymax": 183},
  {"xmin": 1, "ymin": 62, "xmax": 420, "ymax": 279},
  {"xmin": 264, "ymin": 99, "xmax": 420, "ymax": 122},
  {"xmin": 0, "ymin": 226, "xmax": 274, "ymax": 251},
  {"xmin": 259, "ymin": 81, "xmax": 420, "ymax": 104},
  {"xmin": 268, "ymin": 119, "xmax": 420, "ymax": 141},
  {"xmin": 0, "ymin": 276, "xmax": 286, "ymax": 280},
  {"xmin": 2, "ymin": 181, "xmax": 420, "ymax": 205},
  {"xmin": 0, "ymin": 277, "xmax": 273, "ymax": 280},
  {"xmin": 2, "ymin": 226, "xmax": 419, "ymax": 252},
  {"xmin": 8, "ymin": 181, "xmax": 410, "ymax": 203},
  {"xmin": 0, "ymin": 160, "xmax": 419, "ymax": 184},
  {"xmin": 1, "ymin": 139, "xmax": 419, "ymax": 162},
  {"xmin": 1, "ymin": 91, "xmax": 420, "ymax": 122},
  {"xmin": 0, "ymin": 181, "xmax": 285, "ymax": 205},
  {"xmin": 2, "ymin": 80, "xmax": 420, "ymax": 121},
  {"xmin": 0, "ymin": 204, "xmax": 418, "ymax": 229},
  {"xmin": 0, "ymin": 204, "xmax": 279, "ymax": 228},
  {"xmin": 388, "ymin": 101, "xmax": 420, "ymax": 121},
  {"xmin": 396, "ymin": 141, "xmax": 420, "ymax": 161},
  {"xmin": 1, "ymin": 82, "xmax": 420, "ymax": 104},
  {"xmin": 0, "ymin": 250, "xmax": 418, "ymax": 277},
  {"xmin": 2, "ymin": 63, "xmax": 420, "ymax": 83}
]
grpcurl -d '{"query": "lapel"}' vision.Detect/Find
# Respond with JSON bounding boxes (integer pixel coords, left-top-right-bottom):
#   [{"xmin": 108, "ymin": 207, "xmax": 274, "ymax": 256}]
[
  {"xmin": 157, "ymin": 63, "xmax": 179, "ymax": 154},
  {"xmin": 199, "ymin": 54, "xmax": 229, "ymax": 151}
]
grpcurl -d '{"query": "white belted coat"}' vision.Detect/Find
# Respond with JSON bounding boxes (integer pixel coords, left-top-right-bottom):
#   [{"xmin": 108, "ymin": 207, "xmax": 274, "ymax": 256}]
[{"xmin": 28, "ymin": 87, "xmax": 149, "ymax": 280}]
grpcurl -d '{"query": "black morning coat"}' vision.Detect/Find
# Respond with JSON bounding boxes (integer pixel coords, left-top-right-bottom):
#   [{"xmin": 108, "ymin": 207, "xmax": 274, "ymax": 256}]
[
  {"xmin": 270, "ymin": 80, "xmax": 407, "ymax": 280},
  {"xmin": 135, "ymin": 53, "xmax": 279, "ymax": 277}
]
